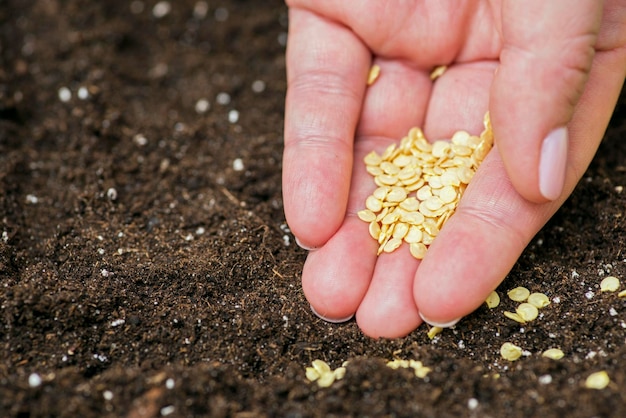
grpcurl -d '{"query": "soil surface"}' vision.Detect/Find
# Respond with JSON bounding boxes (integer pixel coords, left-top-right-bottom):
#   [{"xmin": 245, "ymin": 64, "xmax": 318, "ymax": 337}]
[{"xmin": 1, "ymin": 1, "xmax": 625, "ymax": 417}]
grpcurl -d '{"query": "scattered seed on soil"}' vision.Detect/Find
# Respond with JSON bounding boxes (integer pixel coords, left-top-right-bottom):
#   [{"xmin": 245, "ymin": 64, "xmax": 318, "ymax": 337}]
[
  {"xmin": 584, "ymin": 371, "xmax": 610, "ymax": 390},
  {"xmin": 516, "ymin": 303, "xmax": 539, "ymax": 322},
  {"xmin": 485, "ymin": 291, "xmax": 500, "ymax": 308},
  {"xmin": 542, "ymin": 348, "xmax": 565, "ymax": 360},
  {"xmin": 503, "ymin": 311, "xmax": 526, "ymax": 324},
  {"xmin": 527, "ymin": 292, "xmax": 551, "ymax": 308},
  {"xmin": 500, "ymin": 342, "xmax": 523, "ymax": 361},
  {"xmin": 359, "ymin": 112, "xmax": 493, "ymax": 259},
  {"xmin": 386, "ymin": 359, "xmax": 432, "ymax": 378},
  {"xmin": 618, "ymin": 289, "xmax": 626, "ymax": 298},
  {"xmin": 367, "ymin": 64, "xmax": 381, "ymax": 85},
  {"xmin": 427, "ymin": 326, "xmax": 443, "ymax": 339},
  {"xmin": 507, "ymin": 286, "xmax": 530, "ymax": 302},
  {"xmin": 305, "ymin": 359, "xmax": 347, "ymax": 388},
  {"xmin": 600, "ymin": 276, "xmax": 620, "ymax": 292}
]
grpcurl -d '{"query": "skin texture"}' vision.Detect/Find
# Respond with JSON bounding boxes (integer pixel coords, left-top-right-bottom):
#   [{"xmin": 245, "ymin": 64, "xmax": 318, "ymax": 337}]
[{"xmin": 283, "ymin": 0, "xmax": 626, "ymax": 338}]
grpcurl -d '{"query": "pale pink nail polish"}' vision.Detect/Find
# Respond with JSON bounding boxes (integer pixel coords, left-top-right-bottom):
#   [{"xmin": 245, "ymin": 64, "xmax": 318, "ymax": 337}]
[
  {"xmin": 539, "ymin": 127, "xmax": 568, "ymax": 201},
  {"xmin": 419, "ymin": 312, "xmax": 461, "ymax": 328}
]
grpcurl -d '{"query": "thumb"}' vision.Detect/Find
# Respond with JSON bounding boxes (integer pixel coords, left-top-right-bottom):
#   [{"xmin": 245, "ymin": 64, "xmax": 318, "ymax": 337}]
[{"xmin": 490, "ymin": 0, "xmax": 603, "ymax": 202}]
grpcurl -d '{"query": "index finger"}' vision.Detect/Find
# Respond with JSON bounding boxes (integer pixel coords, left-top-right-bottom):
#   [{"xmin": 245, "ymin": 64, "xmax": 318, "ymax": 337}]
[{"xmin": 283, "ymin": 8, "xmax": 370, "ymax": 248}]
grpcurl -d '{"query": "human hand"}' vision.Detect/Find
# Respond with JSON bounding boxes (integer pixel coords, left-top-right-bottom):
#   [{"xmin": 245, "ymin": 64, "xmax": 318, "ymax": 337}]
[{"xmin": 282, "ymin": 0, "xmax": 626, "ymax": 337}]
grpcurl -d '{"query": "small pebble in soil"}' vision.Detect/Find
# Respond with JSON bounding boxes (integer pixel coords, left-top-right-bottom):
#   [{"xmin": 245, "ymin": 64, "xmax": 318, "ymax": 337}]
[
  {"xmin": 77, "ymin": 86, "xmax": 89, "ymax": 100},
  {"xmin": 585, "ymin": 290, "xmax": 594, "ymax": 300},
  {"xmin": 107, "ymin": 187, "xmax": 118, "ymax": 201},
  {"xmin": 28, "ymin": 373, "xmax": 42, "ymax": 388},
  {"xmin": 214, "ymin": 7, "xmax": 229, "ymax": 21},
  {"xmin": 193, "ymin": 1, "xmax": 208, "ymax": 19},
  {"xmin": 216, "ymin": 92, "xmax": 231, "ymax": 105},
  {"xmin": 160, "ymin": 405, "xmax": 176, "ymax": 416},
  {"xmin": 58, "ymin": 86, "xmax": 71, "ymax": 102},
  {"xmin": 228, "ymin": 109, "xmax": 239, "ymax": 123},
  {"xmin": 133, "ymin": 134, "xmax": 148, "ymax": 146},
  {"xmin": 166, "ymin": 378, "xmax": 175, "ymax": 389},
  {"xmin": 232, "ymin": 158, "xmax": 244, "ymax": 171},
  {"xmin": 467, "ymin": 398, "xmax": 479, "ymax": 410},
  {"xmin": 500, "ymin": 342, "xmax": 523, "ymax": 361},
  {"xmin": 538, "ymin": 374, "xmax": 553, "ymax": 385},
  {"xmin": 25, "ymin": 194, "xmax": 38, "ymax": 204},
  {"xmin": 152, "ymin": 1, "xmax": 171, "ymax": 18},
  {"xmin": 600, "ymin": 276, "xmax": 620, "ymax": 292},
  {"xmin": 195, "ymin": 98, "xmax": 210, "ymax": 113},
  {"xmin": 103, "ymin": 390, "xmax": 114, "ymax": 401},
  {"xmin": 251, "ymin": 79, "xmax": 266, "ymax": 93},
  {"xmin": 584, "ymin": 371, "xmax": 610, "ymax": 390}
]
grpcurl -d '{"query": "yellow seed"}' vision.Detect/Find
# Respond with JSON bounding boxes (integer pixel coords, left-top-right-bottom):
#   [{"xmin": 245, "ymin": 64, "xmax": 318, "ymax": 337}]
[
  {"xmin": 516, "ymin": 303, "xmax": 539, "ymax": 322},
  {"xmin": 311, "ymin": 359, "xmax": 331, "ymax": 374},
  {"xmin": 399, "ymin": 197, "xmax": 419, "ymax": 211},
  {"xmin": 404, "ymin": 226, "xmax": 423, "ymax": 244},
  {"xmin": 365, "ymin": 195, "xmax": 383, "ymax": 212},
  {"xmin": 357, "ymin": 209, "xmax": 376, "ymax": 223},
  {"xmin": 401, "ymin": 211, "xmax": 425, "ymax": 226},
  {"xmin": 431, "ymin": 140, "xmax": 450, "ymax": 158},
  {"xmin": 542, "ymin": 348, "xmax": 564, "ymax": 360},
  {"xmin": 377, "ymin": 174, "xmax": 398, "ymax": 185},
  {"xmin": 367, "ymin": 64, "xmax": 381, "ymax": 86},
  {"xmin": 618, "ymin": 289, "xmax": 626, "ymax": 298},
  {"xmin": 410, "ymin": 242, "xmax": 427, "ymax": 259},
  {"xmin": 507, "ymin": 287, "xmax": 530, "ymax": 302},
  {"xmin": 364, "ymin": 151, "xmax": 382, "ymax": 166},
  {"xmin": 383, "ymin": 237, "xmax": 403, "ymax": 253},
  {"xmin": 584, "ymin": 371, "xmax": 610, "ymax": 390},
  {"xmin": 387, "ymin": 187, "xmax": 408, "ymax": 203},
  {"xmin": 393, "ymin": 154, "xmax": 414, "ymax": 168},
  {"xmin": 366, "ymin": 165, "xmax": 384, "ymax": 176},
  {"xmin": 527, "ymin": 292, "xmax": 551, "ymax": 308},
  {"xmin": 427, "ymin": 326, "xmax": 443, "ymax": 339},
  {"xmin": 421, "ymin": 233, "xmax": 434, "ymax": 245},
  {"xmin": 600, "ymin": 276, "xmax": 620, "ymax": 292},
  {"xmin": 333, "ymin": 367, "xmax": 346, "ymax": 380},
  {"xmin": 424, "ymin": 196, "xmax": 444, "ymax": 211},
  {"xmin": 372, "ymin": 186, "xmax": 389, "ymax": 201},
  {"xmin": 392, "ymin": 222, "xmax": 409, "ymax": 240},
  {"xmin": 440, "ymin": 170, "xmax": 460, "ymax": 187},
  {"xmin": 381, "ymin": 211, "xmax": 400, "ymax": 225},
  {"xmin": 422, "ymin": 219, "xmax": 439, "ymax": 237},
  {"xmin": 500, "ymin": 342, "xmax": 523, "ymax": 361},
  {"xmin": 503, "ymin": 311, "xmax": 526, "ymax": 324},
  {"xmin": 316, "ymin": 372, "xmax": 336, "ymax": 388},
  {"xmin": 439, "ymin": 185, "xmax": 457, "ymax": 204},
  {"xmin": 429, "ymin": 64, "xmax": 447, "ymax": 80},
  {"xmin": 305, "ymin": 367, "xmax": 320, "ymax": 382},
  {"xmin": 456, "ymin": 166, "xmax": 474, "ymax": 184},
  {"xmin": 485, "ymin": 291, "xmax": 500, "ymax": 308},
  {"xmin": 451, "ymin": 130, "xmax": 470, "ymax": 146},
  {"xmin": 416, "ymin": 185, "xmax": 432, "ymax": 201},
  {"xmin": 380, "ymin": 161, "xmax": 400, "ymax": 175},
  {"xmin": 368, "ymin": 221, "xmax": 381, "ymax": 240}
]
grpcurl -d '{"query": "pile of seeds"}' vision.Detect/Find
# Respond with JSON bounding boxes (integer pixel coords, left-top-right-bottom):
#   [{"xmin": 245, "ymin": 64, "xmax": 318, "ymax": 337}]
[
  {"xmin": 357, "ymin": 112, "xmax": 493, "ymax": 259},
  {"xmin": 503, "ymin": 286, "xmax": 550, "ymax": 324},
  {"xmin": 305, "ymin": 359, "xmax": 348, "ymax": 388}
]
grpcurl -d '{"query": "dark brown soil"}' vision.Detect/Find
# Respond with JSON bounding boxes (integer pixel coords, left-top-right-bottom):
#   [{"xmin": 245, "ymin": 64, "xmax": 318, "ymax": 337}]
[{"xmin": 1, "ymin": 1, "xmax": 625, "ymax": 417}]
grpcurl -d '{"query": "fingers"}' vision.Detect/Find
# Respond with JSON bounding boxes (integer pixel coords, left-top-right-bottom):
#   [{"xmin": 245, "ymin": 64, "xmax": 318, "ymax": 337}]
[
  {"xmin": 303, "ymin": 61, "xmax": 432, "ymax": 325},
  {"xmin": 416, "ymin": 47, "xmax": 626, "ymax": 326},
  {"xmin": 283, "ymin": 8, "xmax": 370, "ymax": 249},
  {"xmin": 490, "ymin": 0, "xmax": 603, "ymax": 203}
]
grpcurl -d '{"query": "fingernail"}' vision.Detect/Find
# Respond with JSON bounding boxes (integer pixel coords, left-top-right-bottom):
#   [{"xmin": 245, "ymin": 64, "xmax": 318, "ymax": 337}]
[
  {"xmin": 295, "ymin": 237, "xmax": 317, "ymax": 251},
  {"xmin": 310, "ymin": 304, "xmax": 354, "ymax": 323},
  {"xmin": 419, "ymin": 312, "xmax": 461, "ymax": 328},
  {"xmin": 539, "ymin": 127, "xmax": 568, "ymax": 201}
]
